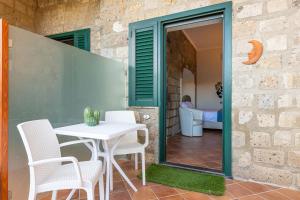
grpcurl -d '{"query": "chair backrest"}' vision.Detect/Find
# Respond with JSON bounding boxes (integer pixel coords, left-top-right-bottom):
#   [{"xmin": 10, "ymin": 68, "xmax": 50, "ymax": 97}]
[
  {"xmin": 179, "ymin": 107, "xmax": 193, "ymax": 136},
  {"xmin": 17, "ymin": 119, "xmax": 61, "ymax": 184},
  {"xmin": 105, "ymin": 111, "xmax": 137, "ymax": 144}
]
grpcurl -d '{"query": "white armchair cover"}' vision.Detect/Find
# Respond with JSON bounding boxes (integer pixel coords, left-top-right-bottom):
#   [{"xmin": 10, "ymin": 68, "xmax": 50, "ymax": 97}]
[{"xmin": 179, "ymin": 107, "xmax": 203, "ymax": 137}]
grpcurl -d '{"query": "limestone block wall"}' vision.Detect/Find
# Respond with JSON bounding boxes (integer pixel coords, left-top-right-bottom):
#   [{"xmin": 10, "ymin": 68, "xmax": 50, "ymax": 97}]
[
  {"xmin": 166, "ymin": 30, "xmax": 197, "ymax": 137},
  {"xmin": 5, "ymin": 0, "xmax": 300, "ymax": 189},
  {"xmin": 232, "ymin": 0, "xmax": 300, "ymax": 189},
  {"xmin": 129, "ymin": 107, "xmax": 160, "ymax": 163},
  {"xmin": 0, "ymin": 0, "xmax": 36, "ymax": 31}
]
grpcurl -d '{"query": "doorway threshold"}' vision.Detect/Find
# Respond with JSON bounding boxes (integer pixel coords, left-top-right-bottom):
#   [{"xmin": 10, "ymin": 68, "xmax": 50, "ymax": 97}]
[{"xmin": 161, "ymin": 161, "xmax": 224, "ymax": 177}]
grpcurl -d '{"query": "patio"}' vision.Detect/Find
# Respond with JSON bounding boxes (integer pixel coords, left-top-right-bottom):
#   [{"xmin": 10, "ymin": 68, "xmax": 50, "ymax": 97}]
[
  {"xmin": 1, "ymin": 0, "xmax": 300, "ymax": 199},
  {"xmin": 37, "ymin": 160, "xmax": 300, "ymax": 200}
]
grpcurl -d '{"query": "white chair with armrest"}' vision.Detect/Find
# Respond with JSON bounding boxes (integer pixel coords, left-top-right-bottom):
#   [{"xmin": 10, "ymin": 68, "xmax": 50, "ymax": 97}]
[{"xmin": 179, "ymin": 107, "xmax": 203, "ymax": 137}]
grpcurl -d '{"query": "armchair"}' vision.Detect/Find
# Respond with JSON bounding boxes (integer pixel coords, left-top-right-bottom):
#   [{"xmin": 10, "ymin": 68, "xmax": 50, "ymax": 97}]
[
  {"xmin": 179, "ymin": 107, "xmax": 203, "ymax": 137},
  {"xmin": 17, "ymin": 119, "xmax": 104, "ymax": 200}
]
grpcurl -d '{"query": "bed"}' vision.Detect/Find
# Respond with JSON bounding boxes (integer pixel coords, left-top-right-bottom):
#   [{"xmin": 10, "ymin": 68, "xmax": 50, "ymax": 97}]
[{"xmin": 201, "ymin": 109, "xmax": 223, "ymax": 130}]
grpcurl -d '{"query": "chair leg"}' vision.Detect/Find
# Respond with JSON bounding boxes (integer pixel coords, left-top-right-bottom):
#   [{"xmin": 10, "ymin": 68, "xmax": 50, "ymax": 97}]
[
  {"xmin": 28, "ymin": 183, "xmax": 36, "ymax": 200},
  {"xmin": 110, "ymin": 161, "xmax": 113, "ymax": 191},
  {"xmin": 135, "ymin": 153, "xmax": 138, "ymax": 170},
  {"xmin": 86, "ymin": 187, "xmax": 94, "ymax": 200},
  {"xmin": 99, "ymin": 176, "xmax": 105, "ymax": 200},
  {"xmin": 141, "ymin": 151, "xmax": 146, "ymax": 186},
  {"xmin": 51, "ymin": 191, "xmax": 57, "ymax": 200}
]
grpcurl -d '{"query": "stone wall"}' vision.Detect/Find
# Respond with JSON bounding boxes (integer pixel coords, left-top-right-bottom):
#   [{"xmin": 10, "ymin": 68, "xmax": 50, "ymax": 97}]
[
  {"xmin": 4, "ymin": 0, "xmax": 300, "ymax": 190},
  {"xmin": 129, "ymin": 107, "xmax": 160, "ymax": 163},
  {"xmin": 232, "ymin": 0, "xmax": 300, "ymax": 190},
  {"xmin": 166, "ymin": 30, "xmax": 197, "ymax": 136},
  {"xmin": 0, "ymin": 0, "xmax": 36, "ymax": 31}
]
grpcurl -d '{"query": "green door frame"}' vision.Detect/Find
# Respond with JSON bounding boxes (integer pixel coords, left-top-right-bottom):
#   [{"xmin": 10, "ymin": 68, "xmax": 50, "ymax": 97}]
[{"xmin": 157, "ymin": 2, "xmax": 232, "ymax": 177}]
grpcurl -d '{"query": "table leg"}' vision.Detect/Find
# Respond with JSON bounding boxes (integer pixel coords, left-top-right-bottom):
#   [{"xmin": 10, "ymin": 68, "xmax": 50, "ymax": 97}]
[{"xmin": 103, "ymin": 141, "xmax": 111, "ymax": 200}]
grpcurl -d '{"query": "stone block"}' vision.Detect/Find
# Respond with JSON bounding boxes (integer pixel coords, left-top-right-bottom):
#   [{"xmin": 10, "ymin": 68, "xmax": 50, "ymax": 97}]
[
  {"xmin": 251, "ymin": 165, "xmax": 293, "ymax": 186},
  {"xmin": 233, "ymin": 131, "xmax": 246, "ymax": 147},
  {"xmin": 259, "ymin": 17, "xmax": 287, "ymax": 33},
  {"xmin": 238, "ymin": 152, "xmax": 251, "ymax": 167},
  {"xmin": 257, "ymin": 114, "xmax": 275, "ymax": 127},
  {"xmin": 267, "ymin": 0, "xmax": 288, "ymax": 13},
  {"xmin": 235, "ymin": 39, "xmax": 253, "ymax": 54},
  {"xmin": 297, "ymin": 174, "xmax": 300, "ymax": 187},
  {"xmin": 113, "ymin": 21, "xmax": 124, "ymax": 33},
  {"xmin": 256, "ymin": 94, "xmax": 275, "ymax": 109},
  {"xmin": 258, "ymin": 54, "xmax": 282, "ymax": 69},
  {"xmin": 279, "ymin": 112, "xmax": 300, "ymax": 128},
  {"xmin": 266, "ymin": 35, "xmax": 287, "ymax": 51},
  {"xmin": 274, "ymin": 131, "xmax": 292, "ymax": 146},
  {"xmin": 297, "ymin": 96, "xmax": 300, "ymax": 107},
  {"xmin": 239, "ymin": 111, "xmax": 253, "ymax": 124},
  {"xmin": 254, "ymin": 149, "xmax": 285, "ymax": 166},
  {"xmin": 100, "ymin": 48, "xmax": 114, "ymax": 58},
  {"xmin": 236, "ymin": 3, "xmax": 263, "ymax": 18},
  {"xmin": 258, "ymin": 75, "xmax": 278, "ymax": 89},
  {"xmin": 233, "ymin": 93, "xmax": 253, "ymax": 107},
  {"xmin": 116, "ymin": 46, "xmax": 128, "ymax": 58},
  {"xmin": 295, "ymin": 132, "xmax": 300, "ymax": 146},
  {"xmin": 234, "ymin": 74, "xmax": 254, "ymax": 89},
  {"xmin": 233, "ymin": 21, "xmax": 257, "ymax": 38},
  {"xmin": 288, "ymin": 151, "xmax": 300, "ymax": 168},
  {"xmin": 278, "ymin": 95, "xmax": 293, "ymax": 108},
  {"xmin": 283, "ymin": 73, "xmax": 300, "ymax": 89},
  {"xmin": 290, "ymin": 9, "xmax": 300, "ymax": 28},
  {"xmin": 250, "ymin": 132, "xmax": 271, "ymax": 147}
]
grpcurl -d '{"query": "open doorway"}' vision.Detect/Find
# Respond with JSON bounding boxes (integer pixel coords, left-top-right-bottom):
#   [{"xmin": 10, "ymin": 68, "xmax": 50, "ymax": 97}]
[{"xmin": 165, "ymin": 17, "xmax": 223, "ymax": 172}]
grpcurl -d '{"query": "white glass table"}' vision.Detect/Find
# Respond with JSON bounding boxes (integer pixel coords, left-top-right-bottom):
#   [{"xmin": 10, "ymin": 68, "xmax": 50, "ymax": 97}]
[{"xmin": 55, "ymin": 122, "xmax": 148, "ymax": 200}]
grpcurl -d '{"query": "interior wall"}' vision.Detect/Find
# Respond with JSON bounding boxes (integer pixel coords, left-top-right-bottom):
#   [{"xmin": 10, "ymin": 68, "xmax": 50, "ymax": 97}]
[
  {"xmin": 196, "ymin": 48, "xmax": 223, "ymax": 110},
  {"xmin": 182, "ymin": 68, "xmax": 196, "ymax": 105},
  {"xmin": 166, "ymin": 30, "xmax": 197, "ymax": 137}
]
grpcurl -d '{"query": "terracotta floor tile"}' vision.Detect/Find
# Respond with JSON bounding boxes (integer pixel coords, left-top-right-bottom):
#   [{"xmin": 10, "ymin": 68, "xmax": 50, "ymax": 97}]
[
  {"xmin": 110, "ymin": 191, "xmax": 132, "ymax": 200},
  {"xmin": 174, "ymin": 188, "xmax": 189, "ymax": 194},
  {"xmin": 239, "ymin": 195, "xmax": 265, "ymax": 200},
  {"xmin": 159, "ymin": 195, "xmax": 185, "ymax": 200},
  {"xmin": 129, "ymin": 186, "xmax": 157, "ymax": 200},
  {"xmin": 151, "ymin": 185, "xmax": 179, "ymax": 198},
  {"xmin": 30, "ymin": 161, "xmax": 300, "ymax": 200},
  {"xmin": 226, "ymin": 183, "xmax": 254, "ymax": 198},
  {"xmin": 258, "ymin": 190, "xmax": 290, "ymax": 200},
  {"xmin": 225, "ymin": 179, "xmax": 235, "ymax": 185},
  {"xmin": 166, "ymin": 130, "xmax": 222, "ymax": 170},
  {"xmin": 238, "ymin": 181, "xmax": 273, "ymax": 193},
  {"xmin": 125, "ymin": 178, "xmax": 145, "ymax": 190},
  {"xmin": 181, "ymin": 191, "xmax": 211, "ymax": 200},
  {"xmin": 208, "ymin": 195, "xmax": 232, "ymax": 200},
  {"xmin": 276, "ymin": 188, "xmax": 300, "ymax": 200},
  {"xmin": 111, "ymin": 181, "xmax": 127, "ymax": 193}
]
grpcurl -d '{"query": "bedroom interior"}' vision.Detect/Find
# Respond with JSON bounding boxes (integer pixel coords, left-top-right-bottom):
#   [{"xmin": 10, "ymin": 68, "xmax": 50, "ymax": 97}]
[{"xmin": 166, "ymin": 18, "xmax": 223, "ymax": 172}]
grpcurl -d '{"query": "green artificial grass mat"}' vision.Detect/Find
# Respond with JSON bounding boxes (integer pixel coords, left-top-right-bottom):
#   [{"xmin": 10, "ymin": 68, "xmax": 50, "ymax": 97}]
[{"xmin": 140, "ymin": 164, "xmax": 225, "ymax": 196}]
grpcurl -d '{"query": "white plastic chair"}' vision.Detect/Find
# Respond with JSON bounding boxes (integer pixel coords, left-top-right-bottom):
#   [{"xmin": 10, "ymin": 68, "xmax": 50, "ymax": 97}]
[
  {"xmin": 104, "ymin": 111, "xmax": 149, "ymax": 189},
  {"xmin": 17, "ymin": 119, "xmax": 104, "ymax": 200},
  {"xmin": 179, "ymin": 107, "xmax": 203, "ymax": 137}
]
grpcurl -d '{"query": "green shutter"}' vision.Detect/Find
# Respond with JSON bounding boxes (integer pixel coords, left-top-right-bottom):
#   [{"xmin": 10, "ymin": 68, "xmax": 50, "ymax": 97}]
[
  {"xmin": 47, "ymin": 28, "xmax": 90, "ymax": 51},
  {"xmin": 129, "ymin": 21, "xmax": 158, "ymax": 106},
  {"xmin": 74, "ymin": 29, "xmax": 90, "ymax": 51}
]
